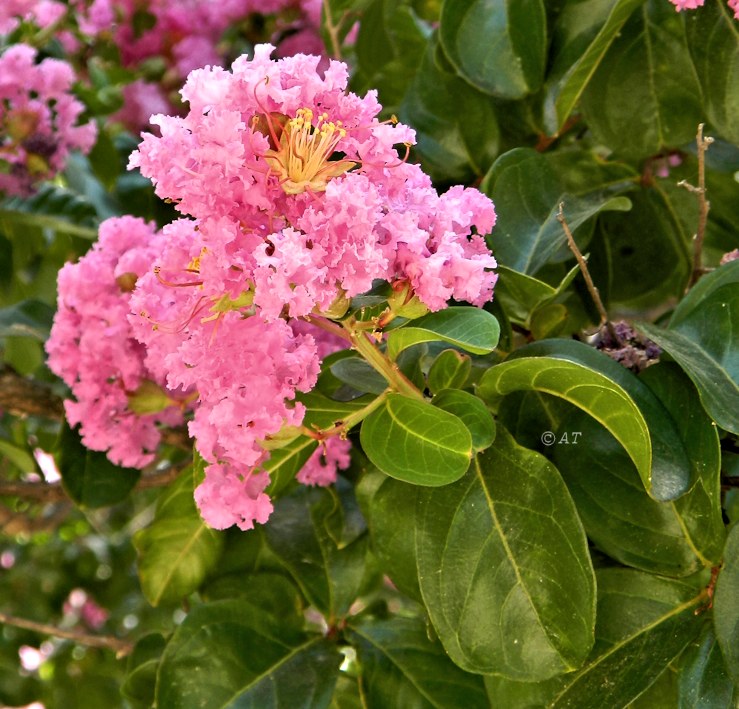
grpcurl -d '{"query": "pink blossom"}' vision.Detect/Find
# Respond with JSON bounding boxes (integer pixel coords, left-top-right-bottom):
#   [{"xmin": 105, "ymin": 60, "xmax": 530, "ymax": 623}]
[
  {"xmin": 297, "ymin": 438, "xmax": 352, "ymax": 487},
  {"xmin": 729, "ymin": 0, "xmax": 739, "ymax": 18},
  {"xmin": 0, "ymin": 44, "xmax": 97, "ymax": 196},
  {"xmin": 667, "ymin": 0, "xmax": 705, "ymax": 9},
  {"xmin": 46, "ymin": 217, "xmax": 185, "ymax": 468}
]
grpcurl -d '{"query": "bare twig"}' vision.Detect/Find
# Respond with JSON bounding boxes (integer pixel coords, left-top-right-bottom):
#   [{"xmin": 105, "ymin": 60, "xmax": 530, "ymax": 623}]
[
  {"xmin": 678, "ymin": 123, "xmax": 714, "ymax": 289},
  {"xmin": 0, "ymin": 612, "xmax": 134, "ymax": 656},
  {"xmin": 0, "ymin": 365, "xmax": 64, "ymax": 420},
  {"xmin": 557, "ymin": 203, "xmax": 620, "ymax": 344}
]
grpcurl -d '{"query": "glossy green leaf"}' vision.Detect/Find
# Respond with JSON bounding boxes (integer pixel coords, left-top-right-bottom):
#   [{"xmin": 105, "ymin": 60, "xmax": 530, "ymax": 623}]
[
  {"xmin": 548, "ymin": 570, "xmax": 706, "ymax": 707},
  {"xmin": 544, "ymin": 0, "xmax": 646, "ymax": 134},
  {"xmin": 678, "ymin": 624, "xmax": 739, "ymax": 709},
  {"xmin": 640, "ymin": 363, "xmax": 725, "ymax": 565},
  {"xmin": 595, "ymin": 187, "xmax": 692, "ymax": 308},
  {"xmin": 416, "ymin": 426, "xmax": 595, "ymax": 680},
  {"xmin": 639, "ymin": 319, "xmax": 739, "ymax": 435},
  {"xmin": 481, "ymin": 147, "xmax": 634, "ymax": 275},
  {"xmin": 264, "ymin": 485, "xmax": 369, "ymax": 618},
  {"xmin": 55, "ymin": 421, "xmax": 140, "ymax": 508},
  {"xmin": 439, "ymin": 0, "xmax": 546, "ymax": 99},
  {"xmin": 263, "ymin": 436, "xmax": 319, "ymax": 497},
  {"xmin": 387, "ymin": 307, "xmax": 500, "ymax": 360},
  {"xmin": 431, "ymin": 389, "xmax": 495, "ymax": 452},
  {"xmin": 133, "ymin": 467, "xmax": 224, "ymax": 606},
  {"xmin": 686, "ymin": 0, "xmax": 739, "ymax": 144},
  {"xmin": 365, "ymin": 473, "xmax": 421, "ymax": 600},
  {"xmin": 360, "ymin": 393, "xmax": 472, "ymax": 486},
  {"xmin": 347, "ymin": 616, "xmax": 488, "ymax": 709},
  {"xmin": 714, "ymin": 523, "xmax": 739, "ymax": 684},
  {"xmin": 477, "ymin": 355, "xmax": 654, "ymax": 494},
  {"xmin": 485, "ymin": 339, "xmax": 692, "ymax": 500},
  {"xmin": 426, "ymin": 349, "xmax": 471, "ymax": 393},
  {"xmin": 299, "ymin": 392, "xmax": 375, "ymax": 430},
  {"xmin": 553, "ymin": 412, "xmax": 705, "ymax": 577},
  {"xmin": 156, "ymin": 600, "xmax": 341, "ymax": 709},
  {"xmin": 330, "ymin": 356, "xmax": 388, "ymax": 395},
  {"xmin": 401, "ymin": 35, "xmax": 499, "ymax": 183},
  {"xmin": 580, "ymin": 1, "xmax": 703, "ymax": 157},
  {"xmin": 0, "ymin": 300, "xmax": 54, "ymax": 341}
]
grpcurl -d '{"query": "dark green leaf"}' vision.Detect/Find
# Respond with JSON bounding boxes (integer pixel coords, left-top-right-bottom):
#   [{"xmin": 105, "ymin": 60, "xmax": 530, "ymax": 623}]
[
  {"xmin": 678, "ymin": 624, "xmax": 738, "ymax": 709},
  {"xmin": 439, "ymin": 0, "xmax": 547, "ymax": 98},
  {"xmin": 416, "ymin": 426, "xmax": 595, "ymax": 680},
  {"xmin": 387, "ymin": 307, "xmax": 500, "ymax": 359},
  {"xmin": 544, "ymin": 0, "xmax": 646, "ymax": 134},
  {"xmin": 401, "ymin": 35, "xmax": 499, "ymax": 183},
  {"xmin": 360, "ymin": 393, "xmax": 472, "ymax": 486},
  {"xmin": 489, "ymin": 339, "xmax": 692, "ymax": 500},
  {"xmin": 426, "ymin": 349, "xmax": 472, "ymax": 393},
  {"xmin": 263, "ymin": 436, "xmax": 319, "ymax": 497},
  {"xmin": 365, "ymin": 472, "xmax": 421, "ymax": 600},
  {"xmin": 122, "ymin": 633, "xmax": 166, "ymax": 707},
  {"xmin": 347, "ymin": 616, "xmax": 488, "ymax": 708},
  {"xmin": 552, "ymin": 411, "xmax": 706, "ymax": 577},
  {"xmin": 133, "ymin": 466, "xmax": 224, "ymax": 606},
  {"xmin": 0, "ymin": 300, "xmax": 54, "ymax": 341},
  {"xmin": 580, "ymin": 2, "xmax": 703, "ymax": 157},
  {"xmin": 156, "ymin": 600, "xmax": 341, "ymax": 709},
  {"xmin": 264, "ymin": 485, "xmax": 369, "ymax": 618},
  {"xmin": 431, "ymin": 389, "xmax": 495, "ymax": 452},
  {"xmin": 55, "ymin": 421, "xmax": 140, "ymax": 508},
  {"xmin": 481, "ymin": 148, "xmax": 634, "ymax": 275},
  {"xmin": 686, "ymin": 0, "xmax": 739, "ymax": 144},
  {"xmin": 714, "ymin": 523, "xmax": 739, "ymax": 684},
  {"xmin": 330, "ymin": 357, "xmax": 388, "ymax": 395}
]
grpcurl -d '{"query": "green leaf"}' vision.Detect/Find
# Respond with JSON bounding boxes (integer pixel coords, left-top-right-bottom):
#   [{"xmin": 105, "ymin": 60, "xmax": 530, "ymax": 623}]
[
  {"xmin": 426, "ymin": 349, "xmax": 472, "ymax": 393},
  {"xmin": 416, "ymin": 426, "xmax": 595, "ymax": 680},
  {"xmin": 360, "ymin": 393, "xmax": 472, "ymax": 486},
  {"xmin": 133, "ymin": 466, "xmax": 224, "ymax": 606},
  {"xmin": 678, "ymin": 624, "xmax": 739, "ymax": 709},
  {"xmin": 122, "ymin": 633, "xmax": 166, "ymax": 707},
  {"xmin": 156, "ymin": 600, "xmax": 341, "ymax": 709},
  {"xmin": 0, "ymin": 300, "xmax": 54, "ymax": 341},
  {"xmin": 552, "ymin": 412, "xmax": 706, "ymax": 577},
  {"xmin": 686, "ymin": 0, "xmax": 739, "ymax": 144},
  {"xmin": 580, "ymin": 1, "xmax": 703, "ymax": 158},
  {"xmin": 55, "ymin": 422, "xmax": 141, "ymax": 508},
  {"xmin": 330, "ymin": 357, "xmax": 388, "ymax": 395},
  {"xmin": 478, "ymin": 355, "xmax": 655, "ymax": 494},
  {"xmin": 347, "ymin": 616, "xmax": 489, "ymax": 708},
  {"xmin": 400, "ymin": 35, "xmax": 499, "ymax": 183},
  {"xmin": 544, "ymin": 0, "xmax": 646, "ymax": 135},
  {"xmin": 299, "ymin": 392, "xmax": 375, "ymax": 430},
  {"xmin": 640, "ymin": 363, "xmax": 725, "ymax": 565},
  {"xmin": 0, "ymin": 439, "xmax": 36, "ymax": 475},
  {"xmin": 263, "ymin": 436, "xmax": 319, "ymax": 497},
  {"xmin": 365, "ymin": 473, "xmax": 422, "ymax": 600},
  {"xmin": 483, "ymin": 339, "xmax": 692, "ymax": 500},
  {"xmin": 0, "ymin": 184, "xmax": 99, "ymax": 239},
  {"xmin": 594, "ymin": 187, "xmax": 692, "ymax": 308},
  {"xmin": 387, "ymin": 307, "xmax": 500, "ymax": 360},
  {"xmin": 264, "ymin": 485, "xmax": 369, "ymax": 618},
  {"xmin": 548, "ymin": 570, "xmax": 706, "ymax": 707},
  {"xmin": 439, "ymin": 0, "xmax": 547, "ymax": 99},
  {"xmin": 481, "ymin": 147, "xmax": 634, "ymax": 275},
  {"xmin": 431, "ymin": 389, "xmax": 495, "ymax": 452},
  {"xmin": 638, "ymin": 319, "xmax": 739, "ymax": 435},
  {"xmin": 714, "ymin": 523, "xmax": 739, "ymax": 684}
]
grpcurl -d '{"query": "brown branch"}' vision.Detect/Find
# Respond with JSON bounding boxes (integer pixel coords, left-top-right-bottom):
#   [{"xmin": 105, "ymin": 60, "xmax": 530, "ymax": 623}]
[
  {"xmin": 0, "ymin": 365, "xmax": 64, "ymax": 420},
  {"xmin": 557, "ymin": 203, "xmax": 620, "ymax": 344},
  {"xmin": 0, "ymin": 612, "xmax": 133, "ymax": 656},
  {"xmin": 678, "ymin": 123, "xmax": 714, "ymax": 289}
]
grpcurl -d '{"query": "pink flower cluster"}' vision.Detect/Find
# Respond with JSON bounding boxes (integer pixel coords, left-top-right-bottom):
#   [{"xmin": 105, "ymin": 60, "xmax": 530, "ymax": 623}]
[
  {"xmin": 668, "ymin": 0, "xmax": 739, "ymax": 17},
  {"xmin": 46, "ymin": 217, "xmax": 185, "ymax": 469},
  {"xmin": 0, "ymin": 44, "xmax": 97, "ymax": 196},
  {"xmin": 50, "ymin": 47, "xmax": 497, "ymax": 532},
  {"xmin": 0, "ymin": 0, "xmax": 65, "ymax": 35}
]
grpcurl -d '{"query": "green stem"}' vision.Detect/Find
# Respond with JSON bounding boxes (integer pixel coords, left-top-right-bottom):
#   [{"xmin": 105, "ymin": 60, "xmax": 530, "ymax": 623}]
[
  {"xmin": 347, "ymin": 326, "xmax": 424, "ymax": 400},
  {"xmin": 308, "ymin": 391, "xmax": 389, "ymax": 440}
]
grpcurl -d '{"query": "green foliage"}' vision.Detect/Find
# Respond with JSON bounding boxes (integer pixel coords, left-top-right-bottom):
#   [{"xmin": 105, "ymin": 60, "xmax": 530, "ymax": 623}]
[{"xmin": 2, "ymin": 0, "xmax": 738, "ymax": 707}]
